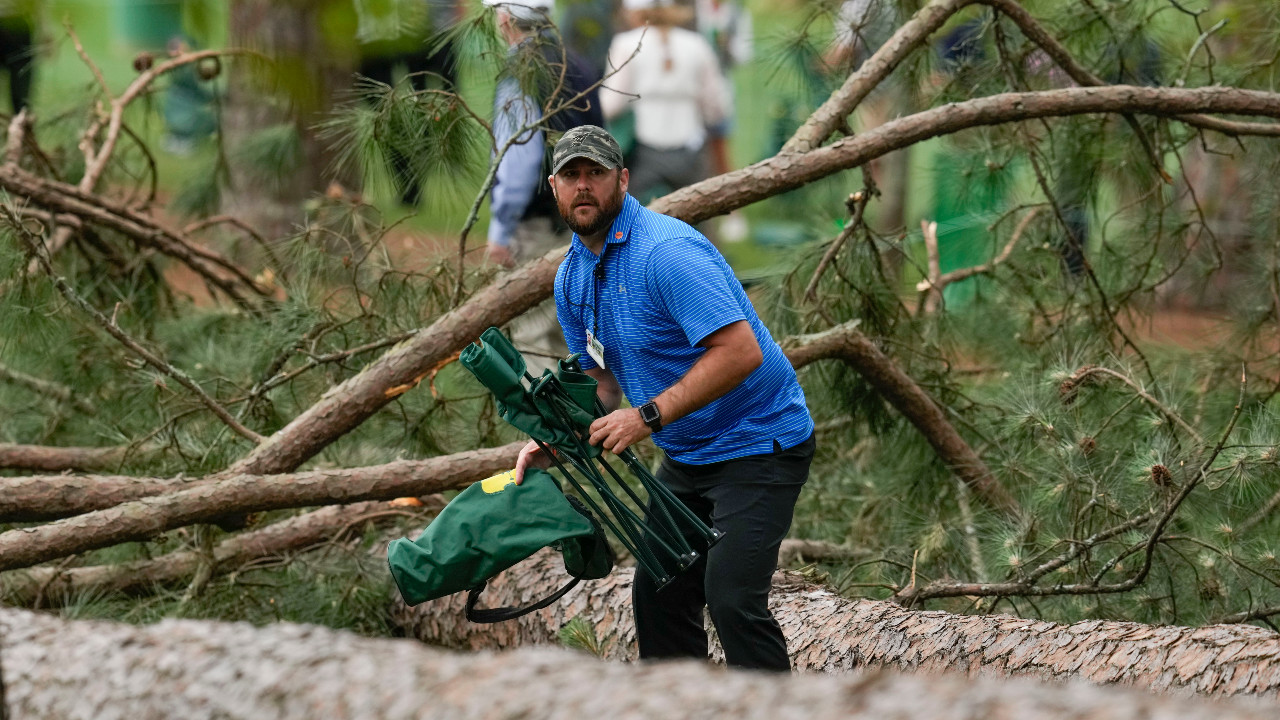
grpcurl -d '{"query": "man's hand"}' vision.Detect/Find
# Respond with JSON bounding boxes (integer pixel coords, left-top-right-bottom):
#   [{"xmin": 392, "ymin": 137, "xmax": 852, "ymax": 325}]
[
  {"xmin": 514, "ymin": 440, "xmax": 551, "ymax": 484},
  {"xmin": 486, "ymin": 243, "xmax": 516, "ymax": 269},
  {"xmin": 588, "ymin": 407, "xmax": 651, "ymax": 455}
]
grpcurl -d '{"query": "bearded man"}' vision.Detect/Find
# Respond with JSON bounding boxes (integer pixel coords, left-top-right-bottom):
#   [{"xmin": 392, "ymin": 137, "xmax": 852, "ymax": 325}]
[{"xmin": 515, "ymin": 125, "xmax": 815, "ymax": 672}]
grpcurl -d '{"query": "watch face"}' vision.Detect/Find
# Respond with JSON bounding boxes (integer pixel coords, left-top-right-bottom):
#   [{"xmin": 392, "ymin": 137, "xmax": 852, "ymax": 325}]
[{"xmin": 641, "ymin": 402, "xmax": 660, "ymax": 424}]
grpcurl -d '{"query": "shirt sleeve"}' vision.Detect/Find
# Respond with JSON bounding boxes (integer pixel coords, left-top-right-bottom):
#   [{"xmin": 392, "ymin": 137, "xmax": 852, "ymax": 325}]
[
  {"xmin": 488, "ymin": 77, "xmax": 545, "ymax": 248},
  {"xmin": 645, "ymin": 239, "xmax": 746, "ymax": 347}
]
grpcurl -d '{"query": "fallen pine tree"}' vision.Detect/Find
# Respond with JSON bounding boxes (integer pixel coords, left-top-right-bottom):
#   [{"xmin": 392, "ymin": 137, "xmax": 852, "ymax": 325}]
[
  {"xmin": 391, "ymin": 551, "xmax": 1280, "ymax": 700},
  {"xmin": 0, "ymin": 607, "xmax": 1273, "ymax": 720},
  {"xmin": 0, "ymin": 442, "xmax": 522, "ymax": 572},
  {"xmin": 0, "ymin": 497, "xmax": 442, "ymax": 608}
]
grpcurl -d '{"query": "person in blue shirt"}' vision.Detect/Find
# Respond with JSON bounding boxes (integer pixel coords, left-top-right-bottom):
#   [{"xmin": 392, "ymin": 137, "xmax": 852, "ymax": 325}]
[
  {"xmin": 516, "ymin": 125, "xmax": 815, "ymax": 671},
  {"xmin": 484, "ymin": 0, "xmax": 603, "ymax": 372}
]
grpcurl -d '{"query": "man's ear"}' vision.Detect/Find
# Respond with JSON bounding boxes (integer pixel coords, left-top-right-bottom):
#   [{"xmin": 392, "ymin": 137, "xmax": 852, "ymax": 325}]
[
  {"xmin": 548, "ymin": 174, "xmax": 557, "ymax": 199},
  {"xmin": 619, "ymin": 167, "xmax": 630, "ymax": 195}
]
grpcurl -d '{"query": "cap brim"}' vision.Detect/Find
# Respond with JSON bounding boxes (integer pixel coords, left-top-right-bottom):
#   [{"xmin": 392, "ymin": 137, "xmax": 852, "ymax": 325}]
[{"xmin": 550, "ymin": 151, "xmax": 619, "ymax": 175}]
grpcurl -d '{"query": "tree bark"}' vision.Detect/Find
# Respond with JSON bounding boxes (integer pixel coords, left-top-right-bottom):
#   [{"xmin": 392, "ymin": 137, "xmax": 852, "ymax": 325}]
[
  {"xmin": 0, "ymin": 471, "xmax": 199, "ymax": 522},
  {"xmin": 392, "ymin": 552, "xmax": 1280, "ymax": 700},
  {"xmin": 0, "ymin": 444, "xmax": 137, "ymax": 475},
  {"xmin": 0, "ymin": 443, "xmax": 522, "ymax": 572},
  {"xmin": 0, "ymin": 607, "xmax": 1272, "ymax": 720},
  {"xmin": 0, "ymin": 499, "xmax": 441, "ymax": 607},
  {"xmin": 783, "ymin": 321, "xmax": 1017, "ymax": 513}
]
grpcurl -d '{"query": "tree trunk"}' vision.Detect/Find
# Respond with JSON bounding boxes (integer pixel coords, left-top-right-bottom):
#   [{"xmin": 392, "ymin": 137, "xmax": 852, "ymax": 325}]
[
  {"xmin": 392, "ymin": 552, "xmax": 1280, "ymax": 700},
  {"xmin": 221, "ymin": 0, "xmax": 357, "ymax": 239},
  {"xmin": 0, "ymin": 499, "xmax": 441, "ymax": 607},
  {"xmin": 0, "ymin": 443, "xmax": 522, "ymax": 572},
  {"xmin": 0, "ymin": 608, "xmax": 1271, "ymax": 720}
]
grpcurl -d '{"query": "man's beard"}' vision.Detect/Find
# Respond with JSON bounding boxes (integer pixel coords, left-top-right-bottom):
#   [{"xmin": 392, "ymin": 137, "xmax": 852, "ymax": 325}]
[{"xmin": 559, "ymin": 179, "xmax": 624, "ymax": 237}]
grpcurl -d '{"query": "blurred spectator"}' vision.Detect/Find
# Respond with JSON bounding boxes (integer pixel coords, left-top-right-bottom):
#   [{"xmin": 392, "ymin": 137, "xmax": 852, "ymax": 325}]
[
  {"xmin": 559, "ymin": 0, "xmax": 619, "ymax": 77},
  {"xmin": 161, "ymin": 35, "xmax": 219, "ymax": 156},
  {"xmin": 0, "ymin": 0, "xmax": 38, "ymax": 113},
  {"xmin": 356, "ymin": 0, "xmax": 463, "ymax": 204},
  {"xmin": 694, "ymin": 0, "xmax": 750, "ymax": 72},
  {"xmin": 927, "ymin": 18, "xmax": 1009, "ymax": 308},
  {"xmin": 485, "ymin": 0, "xmax": 604, "ymax": 368},
  {"xmin": 601, "ymin": 0, "xmax": 730, "ymax": 205}
]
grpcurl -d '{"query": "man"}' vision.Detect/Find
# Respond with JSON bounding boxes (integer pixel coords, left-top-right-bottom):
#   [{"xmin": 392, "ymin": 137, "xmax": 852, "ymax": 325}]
[
  {"xmin": 516, "ymin": 125, "xmax": 815, "ymax": 672},
  {"xmin": 485, "ymin": 0, "xmax": 603, "ymax": 369}
]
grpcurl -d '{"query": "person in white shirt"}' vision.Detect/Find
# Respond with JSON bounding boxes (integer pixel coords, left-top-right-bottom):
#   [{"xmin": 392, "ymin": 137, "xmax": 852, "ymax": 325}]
[{"xmin": 600, "ymin": 0, "xmax": 731, "ymax": 203}]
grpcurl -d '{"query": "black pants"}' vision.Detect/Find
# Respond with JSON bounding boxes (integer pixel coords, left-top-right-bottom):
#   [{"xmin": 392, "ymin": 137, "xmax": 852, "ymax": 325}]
[
  {"xmin": 632, "ymin": 433, "xmax": 814, "ymax": 671},
  {"xmin": 1, "ymin": 19, "xmax": 34, "ymax": 113}
]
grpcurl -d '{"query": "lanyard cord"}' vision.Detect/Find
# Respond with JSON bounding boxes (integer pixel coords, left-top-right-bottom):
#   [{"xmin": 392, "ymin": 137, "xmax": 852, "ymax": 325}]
[{"xmin": 590, "ymin": 243, "xmax": 611, "ymax": 337}]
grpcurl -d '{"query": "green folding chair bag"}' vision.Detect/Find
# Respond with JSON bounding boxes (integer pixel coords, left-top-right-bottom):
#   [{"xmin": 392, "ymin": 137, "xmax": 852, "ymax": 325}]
[{"xmin": 387, "ymin": 467, "xmax": 613, "ymax": 621}]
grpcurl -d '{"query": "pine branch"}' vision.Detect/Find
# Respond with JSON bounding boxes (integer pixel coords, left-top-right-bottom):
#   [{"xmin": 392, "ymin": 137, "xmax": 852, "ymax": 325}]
[
  {"xmin": 784, "ymin": 321, "xmax": 1019, "ymax": 515},
  {"xmin": 0, "ymin": 362, "xmax": 97, "ymax": 416},
  {"xmin": 915, "ymin": 206, "xmax": 1040, "ymax": 303},
  {"xmin": 1, "ymin": 499, "xmax": 442, "ymax": 608},
  {"xmin": 2, "ymin": 206, "xmax": 265, "ymax": 445}
]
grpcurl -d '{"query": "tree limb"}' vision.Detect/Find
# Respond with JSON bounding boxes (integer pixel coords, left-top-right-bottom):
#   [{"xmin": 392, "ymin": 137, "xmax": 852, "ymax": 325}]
[
  {"xmin": 0, "ymin": 444, "xmax": 141, "ymax": 476},
  {"xmin": 783, "ymin": 321, "xmax": 1018, "ymax": 514},
  {"xmin": 0, "ymin": 442, "xmax": 523, "ymax": 572},
  {"xmin": 658, "ymin": 86, "xmax": 1280, "ymax": 225},
  {"xmin": 0, "ymin": 498, "xmax": 442, "ymax": 607}
]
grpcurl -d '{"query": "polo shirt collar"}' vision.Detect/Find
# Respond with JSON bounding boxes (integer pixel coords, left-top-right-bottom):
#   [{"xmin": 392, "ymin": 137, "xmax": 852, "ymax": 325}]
[{"xmin": 571, "ymin": 193, "xmax": 641, "ymax": 258}]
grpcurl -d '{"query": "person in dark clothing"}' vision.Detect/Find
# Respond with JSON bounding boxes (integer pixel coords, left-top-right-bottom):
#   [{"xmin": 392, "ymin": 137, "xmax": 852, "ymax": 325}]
[{"xmin": 0, "ymin": 2, "xmax": 37, "ymax": 113}]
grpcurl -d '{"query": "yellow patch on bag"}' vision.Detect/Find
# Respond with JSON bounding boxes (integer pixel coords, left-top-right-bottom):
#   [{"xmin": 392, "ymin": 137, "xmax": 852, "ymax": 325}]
[{"xmin": 480, "ymin": 469, "xmax": 519, "ymax": 494}]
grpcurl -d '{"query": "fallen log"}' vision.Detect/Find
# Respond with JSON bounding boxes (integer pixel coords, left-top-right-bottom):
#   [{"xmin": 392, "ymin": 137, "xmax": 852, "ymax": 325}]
[
  {"xmin": 391, "ymin": 552, "xmax": 1280, "ymax": 700},
  {"xmin": 0, "ymin": 472, "xmax": 198, "ymax": 523},
  {"xmin": 0, "ymin": 498, "xmax": 442, "ymax": 607},
  {"xmin": 0, "ymin": 445, "xmax": 475, "ymax": 522},
  {"xmin": 0, "ymin": 442, "xmax": 522, "ymax": 572},
  {"xmin": 0, "ymin": 608, "xmax": 1271, "ymax": 720}
]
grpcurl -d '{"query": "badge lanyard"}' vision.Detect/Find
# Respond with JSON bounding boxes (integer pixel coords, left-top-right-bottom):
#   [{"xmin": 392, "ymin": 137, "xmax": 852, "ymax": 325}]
[{"xmin": 585, "ymin": 244, "xmax": 610, "ymax": 368}]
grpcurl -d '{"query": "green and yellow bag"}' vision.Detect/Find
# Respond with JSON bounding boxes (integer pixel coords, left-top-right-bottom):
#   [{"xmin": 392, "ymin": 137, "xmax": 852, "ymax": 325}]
[{"xmin": 386, "ymin": 467, "xmax": 613, "ymax": 623}]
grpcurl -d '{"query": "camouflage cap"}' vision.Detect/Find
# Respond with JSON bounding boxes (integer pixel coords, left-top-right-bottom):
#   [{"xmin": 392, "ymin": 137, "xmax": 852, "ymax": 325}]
[{"xmin": 550, "ymin": 126, "xmax": 625, "ymax": 175}]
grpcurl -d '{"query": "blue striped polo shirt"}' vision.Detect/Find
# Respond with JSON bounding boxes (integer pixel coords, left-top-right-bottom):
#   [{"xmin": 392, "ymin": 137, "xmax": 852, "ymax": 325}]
[{"xmin": 554, "ymin": 193, "xmax": 814, "ymax": 464}]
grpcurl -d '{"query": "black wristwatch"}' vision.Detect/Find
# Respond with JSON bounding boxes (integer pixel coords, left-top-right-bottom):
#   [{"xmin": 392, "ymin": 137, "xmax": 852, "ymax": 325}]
[{"xmin": 638, "ymin": 401, "xmax": 663, "ymax": 432}]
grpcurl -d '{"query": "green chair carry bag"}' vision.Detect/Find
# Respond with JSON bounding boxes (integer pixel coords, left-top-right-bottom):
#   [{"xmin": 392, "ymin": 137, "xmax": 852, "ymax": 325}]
[{"xmin": 386, "ymin": 467, "xmax": 613, "ymax": 622}]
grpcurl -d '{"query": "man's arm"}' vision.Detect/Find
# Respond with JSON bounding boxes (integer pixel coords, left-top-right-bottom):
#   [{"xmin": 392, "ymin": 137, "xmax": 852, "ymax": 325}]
[
  {"xmin": 586, "ymin": 320, "xmax": 762, "ymax": 455},
  {"xmin": 487, "ymin": 79, "xmax": 544, "ymax": 268}
]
